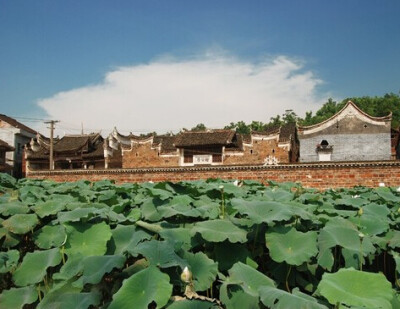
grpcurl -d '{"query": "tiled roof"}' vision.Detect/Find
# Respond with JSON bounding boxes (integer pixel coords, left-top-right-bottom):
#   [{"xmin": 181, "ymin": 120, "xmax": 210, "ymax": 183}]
[
  {"xmin": 26, "ymin": 133, "xmax": 104, "ymax": 160},
  {"xmin": 154, "ymin": 135, "xmax": 177, "ymax": 154},
  {"xmin": 0, "ymin": 139, "xmax": 14, "ymax": 151},
  {"xmin": 174, "ymin": 130, "xmax": 236, "ymax": 147},
  {"xmin": 0, "ymin": 114, "xmax": 37, "ymax": 135},
  {"xmin": 53, "ymin": 133, "xmax": 101, "ymax": 153}
]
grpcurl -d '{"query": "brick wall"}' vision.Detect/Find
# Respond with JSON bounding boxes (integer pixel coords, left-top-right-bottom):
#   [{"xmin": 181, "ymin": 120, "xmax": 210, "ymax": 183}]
[
  {"xmin": 27, "ymin": 161, "xmax": 400, "ymax": 190},
  {"xmin": 122, "ymin": 143, "xmax": 179, "ymax": 168},
  {"xmin": 224, "ymin": 138, "xmax": 290, "ymax": 165}
]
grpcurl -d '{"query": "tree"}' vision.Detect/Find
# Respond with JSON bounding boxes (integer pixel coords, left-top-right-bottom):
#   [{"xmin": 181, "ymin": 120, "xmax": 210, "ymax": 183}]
[{"xmin": 191, "ymin": 123, "xmax": 207, "ymax": 131}]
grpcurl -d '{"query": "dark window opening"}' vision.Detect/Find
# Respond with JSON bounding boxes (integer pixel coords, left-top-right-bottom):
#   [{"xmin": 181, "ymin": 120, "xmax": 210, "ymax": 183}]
[
  {"xmin": 250, "ymin": 149, "xmax": 253, "ymax": 154},
  {"xmin": 320, "ymin": 140, "xmax": 329, "ymax": 146},
  {"xmin": 272, "ymin": 149, "xmax": 275, "ymax": 154}
]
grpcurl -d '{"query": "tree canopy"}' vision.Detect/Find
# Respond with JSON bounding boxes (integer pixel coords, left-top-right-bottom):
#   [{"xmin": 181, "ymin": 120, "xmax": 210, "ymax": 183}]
[{"xmin": 182, "ymin": 93, "xmax": 400, "ymax": 134}]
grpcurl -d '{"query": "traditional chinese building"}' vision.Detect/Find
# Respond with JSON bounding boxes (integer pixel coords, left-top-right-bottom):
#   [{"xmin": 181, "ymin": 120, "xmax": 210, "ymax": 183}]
[
  {"xmin": 25, "ymin": 133, "xmax": 115, "ymax": 171},
  {"xmin": 109, "ymin": 123, "xmax": 298, "ymax": 168},
  {"xmin": 0, "ymin": 139, "xmax": 15, "ymax": 174},
  {"xmin": 297, "ymin": 101, "xmax": 392, "ymax": 162},
  {"xmin": 0, "ymin": 114, "xmax": 37, "ymax": 177}
]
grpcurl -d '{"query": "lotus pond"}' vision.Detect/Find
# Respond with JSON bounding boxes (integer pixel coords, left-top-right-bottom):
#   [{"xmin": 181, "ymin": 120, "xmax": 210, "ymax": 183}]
[{"xmin": 0, "ymin": 173, "xmax": 399, "ymax": 308}]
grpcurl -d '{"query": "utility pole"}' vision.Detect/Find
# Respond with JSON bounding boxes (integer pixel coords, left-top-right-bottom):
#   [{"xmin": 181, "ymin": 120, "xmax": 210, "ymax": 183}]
[{"xmin": 44, "ymin": 120, "xmax": 59, "ymax": 170}]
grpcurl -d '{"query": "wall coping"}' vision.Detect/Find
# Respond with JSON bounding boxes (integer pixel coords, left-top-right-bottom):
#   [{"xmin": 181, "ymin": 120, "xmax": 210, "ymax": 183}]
[{"xmin": 27, "ymin": 160, "xmax": 400, "ymax": 176}]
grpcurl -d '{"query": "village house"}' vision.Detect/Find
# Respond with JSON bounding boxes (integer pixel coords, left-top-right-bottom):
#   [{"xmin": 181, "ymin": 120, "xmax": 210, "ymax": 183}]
[
  {"xmin": 0, "ymin": 114, "xmax": 37, "ymax": 178},
  {"xmin": 0, "ymin": 139, "xmax": 15, "ymax": 174},
  {"xmin": 297, "ymin": 101, "xmax": 392, "ymax": 162},
  {"xmin": 391, "ymin": 128, "xmax": 400, "ymax": 160},
  {"xmin": 25, "ymin": 133, "xmax": 118, "ymax": 171},
  {"xmin": 107, "ymin": 123, "xmax": 298, "ymax": 168}
]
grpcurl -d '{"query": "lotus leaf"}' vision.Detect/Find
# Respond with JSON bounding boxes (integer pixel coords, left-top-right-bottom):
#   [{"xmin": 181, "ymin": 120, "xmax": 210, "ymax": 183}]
[
  {"xmin": 33, "ymin": 225, "xmax": 67, "ymax": 249},
  {"xmin": 263, "ymin": 187, "xmax": 294, "ymax": 201},
  {"xmin": 220, "ymin": 262, "xmax": 275, "ymax": 309},
  {"xmin": 13, "ymin": 247, "xmax": 62, "ymax": 286},
  {"xmin": 125, "ymin": 208, "xmax": 141, "ymax": 222},
  {"xmin": 167, "ymin": 299, "xmax": 219, "ymax": 308},
  {"xmin": 0, "ymin": 227, "xmax": 20, "ymax": 248},
  {"xmin": 388, "ymin": 230, "xmax": 400, "ymax": 249},
  {"xmin": 333, "ymin": 197, "xmax": 368, "ymax": 208},
  {"xmin": 183, "ymin": 252, "xmax": 218, "ymax": 291},
  {"xmin": 0, "ymin": 172, "xmax": 17, "ymax": 188},
  {"xmin": 0, "ymin": 201, "xmax": 29, "ymax": 216},
  {"xmin": 64, "ymin": 221, "xmax": 112, "ymax": 257},
  {"xmin": 57, "ymin": 207, "xmax": 102, "ymax": 223},
  {"xmin": 227, "ymin": 262, "xmax": 275, "ymax": 296},
  {"xmin": 191, "ymin": 219, "xmax": 247, "ymax": 243},
  {"xmin": 32, "ymin": 200, "xmax": 67, "ymax": 218},
  {"xmin": 108, "ymin": 266, "xmax": 173, "ymax": 309},
  {"xmin": 231, "ymin": 199, "xmax": 294, "ymax": 224},
  {"xmin": 317, "ymin": 217, "xmax": 375, "ymax": 270},
  {"xmin": 0, "ymin": 249, "xmax": 19, "ymax": 273},
  {"xmin": 73, "ymin": 254, "xmax": 126, "ymax": 288},
  {"xmin": 266, "ymin": 227, "xmax": 318, "ymax": 266},
  {"xmin": 132, "ymin": 239, "xmax": 186, "ymax": 268},
  {"xmin": 159, "ymin": 227, "xmax": 195, "ymax": 251},
  {"xmin": 348, "ymin": 213, "xmax": 389, "ymax": 236},
  {"xmin": 375, "ymin": 187, "xmax": 400, "ymax": 203},
  {"xmin": 220, "ymin": 285, "xmax": 259, "ymax": 309},
  {"xmin": 110, "ymin": 224, "xmax": 152, "ymax": 255},
  {"xmin": 45, "ymin": 292, "xmax": 101, "ymax": 309},
  {"xmin": 52, "ymin": 254, "xmax": 84, "ymax": 281},
  {"xmin": 316, "ymin": 268, "xmax": 393, "ymax": 309},
  {"xmin": 18, "ymin": 185, "xmax": 46, "ymax": 204},
  {"xmin": 259, "ymin": 286, "xmax": 328, "ymax": 309},
  {"xmin": 0, "ymin": 286, "xmax": 38, "ymax": 309},
  {"xmin": 140, "ymin": 197, "xmax": 163, "ymax": 221},
  {"xmin": 214, "ymin": 243, "xmax": 252, "ymax": 271},
  {"xmin": 2, "ymin": 214, "xmax": 39, "ymax": 234}
]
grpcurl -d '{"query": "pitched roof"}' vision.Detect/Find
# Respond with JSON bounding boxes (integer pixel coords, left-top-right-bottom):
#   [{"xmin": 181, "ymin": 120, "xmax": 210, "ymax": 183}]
[
  {"xmin": 153, "ymin": 135, "xmax": 177, "ymax": 154},
  {"xmin": 298, "ymin": 101, "xmax": 392, "ymax": 133},
  {"xmin": 53, "ymin": 133, "xmax": 101, "ymax": 153},
  {"xmin": 26, "ymin": 133, "xmax": 104, "ymax": 160},
  {"xmin": 0, "ymin": 139, "xmax": 14, "ymax": 151},
  {"xmin": 174, "ymin": 130, "xmax": 236, "ymax": 147},
  {"xmin": 0, "ymin": 114, "xmax": 37, "ymax": 135}
]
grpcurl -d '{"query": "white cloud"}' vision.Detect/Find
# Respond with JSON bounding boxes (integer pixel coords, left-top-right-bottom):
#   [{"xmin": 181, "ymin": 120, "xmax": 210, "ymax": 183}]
[{"xmin": 37, "ymin": 52, "xmax": 326, "ymax": 136}]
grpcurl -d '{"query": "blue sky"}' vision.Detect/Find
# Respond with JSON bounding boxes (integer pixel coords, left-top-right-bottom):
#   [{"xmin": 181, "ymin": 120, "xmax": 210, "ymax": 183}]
[{"xmin": 0, "ymin": 1, "xmax": 399, "ymax": 134}]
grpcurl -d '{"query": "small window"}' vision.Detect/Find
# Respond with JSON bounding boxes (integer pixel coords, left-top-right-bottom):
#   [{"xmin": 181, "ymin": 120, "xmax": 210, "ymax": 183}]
[
  {"xmin": 320, "ymin": 140, "xmax": 329, "ymax": 146},
  {"xmin": 135, "ymin": 153, "xmax": 138, "ymax": 157},
  {"xmin": 364, "ymin": 124, "xmax": 368, "ymax": 128},
  {"xmin": 272, "ymin": 149, "xmax": 275, "ymax": 154},
  {"xmin": 250, "ymin": 149, "xmax": 253, "ymax": 154}
]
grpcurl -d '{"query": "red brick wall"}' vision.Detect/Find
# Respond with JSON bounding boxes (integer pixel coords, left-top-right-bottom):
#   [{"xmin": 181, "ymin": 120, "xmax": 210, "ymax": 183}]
[
  {"xmin": 27, "ymin": 161, "xmax": 400, "ymax": 190},
  {"xmin": 122, "ymin": 143, "xmax": 179, "ymax": 168},
  {"xmin": 224, "ymin": 138, "xmax": 290, "ymax": 165}
]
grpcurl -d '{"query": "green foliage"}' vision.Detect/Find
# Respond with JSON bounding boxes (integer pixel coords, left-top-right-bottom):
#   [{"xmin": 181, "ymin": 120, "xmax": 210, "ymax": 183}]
[
  {"xmin": 317, "ymin": 268, "xmax": 393, "ymax": 308},
  {"xmin": 13, "ymin": 248, "xmax": 62, "ymax": 286},
  {"xmin": 108, "ymin": 266, "xmax": 173, "ymax": 309},
  {"xmin": 265, "ymin": 227, "xmax": 318, "ymax": 266},
  {"xmin": 0, "ymin": 173, "xmax": 399, "ymax": 308},
  {"xmin": 0, "ymin": 286, "xmax": 38, "ymax": 308}
]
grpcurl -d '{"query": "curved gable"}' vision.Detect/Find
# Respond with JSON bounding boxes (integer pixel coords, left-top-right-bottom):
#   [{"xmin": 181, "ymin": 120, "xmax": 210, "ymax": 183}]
[{"xmin": 298, "ymin": 101, "xmax": 391, "ymax": 136}]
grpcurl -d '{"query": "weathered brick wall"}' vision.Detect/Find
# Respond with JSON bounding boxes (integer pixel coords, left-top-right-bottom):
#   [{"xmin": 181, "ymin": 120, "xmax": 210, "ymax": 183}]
[
  {"xmin": 224, "ymin": 138, "xmax": 290, "ymax": 165},
  {"xmin": 27, "ymin": 161, "xmax": 400, "ymax": 190},
  {"xmin": 122, "ymin": 143, "xmax": 179, "ymax": 168}
]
